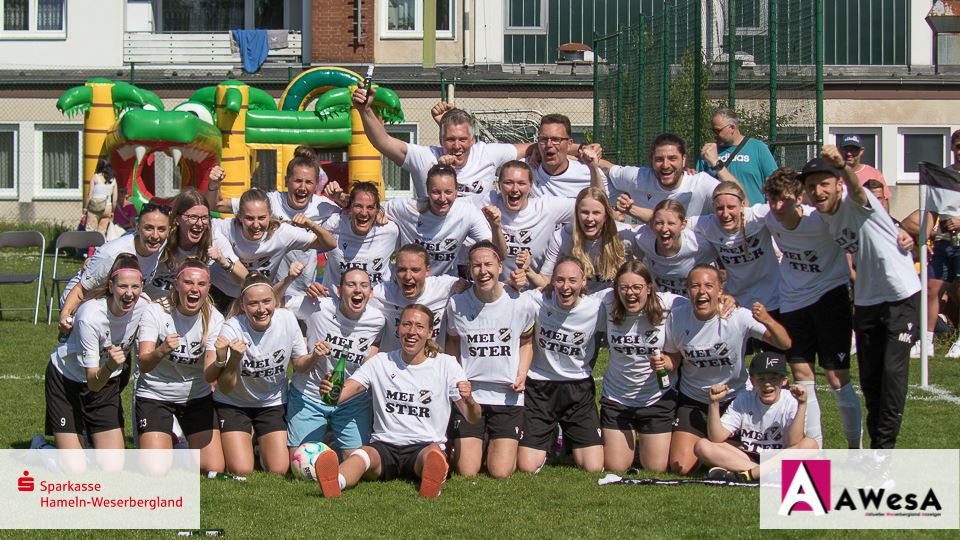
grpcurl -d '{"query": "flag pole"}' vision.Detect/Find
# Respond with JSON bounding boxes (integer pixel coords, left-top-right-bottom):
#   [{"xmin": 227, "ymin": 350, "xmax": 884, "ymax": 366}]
[{"xmin": 919, "ymin": 174, "xmax": 929, "ymax": 388}]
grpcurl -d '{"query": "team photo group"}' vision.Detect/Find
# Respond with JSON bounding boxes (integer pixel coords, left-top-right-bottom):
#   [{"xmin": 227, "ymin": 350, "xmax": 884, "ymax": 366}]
[{"xmin": 44, "ymin": 82, "xmax": 933, "ymax": 499}]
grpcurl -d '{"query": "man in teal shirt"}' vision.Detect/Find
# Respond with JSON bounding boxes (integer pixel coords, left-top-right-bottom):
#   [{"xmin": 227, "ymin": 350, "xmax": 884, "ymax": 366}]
[{"xmin": 696, "ymin": 108, "xmax": 778, "ymax": 204}]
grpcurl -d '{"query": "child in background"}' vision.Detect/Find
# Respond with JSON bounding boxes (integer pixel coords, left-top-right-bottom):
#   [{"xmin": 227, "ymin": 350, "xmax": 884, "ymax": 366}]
[{"xmin": 694, "ymin": 351, "xmax": 819, "ymax": 482}]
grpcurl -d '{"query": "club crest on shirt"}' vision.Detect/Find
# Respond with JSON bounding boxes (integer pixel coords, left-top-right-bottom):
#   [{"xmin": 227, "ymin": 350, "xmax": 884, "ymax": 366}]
[
  {"xmin": 518, "ymin": 229, "xmax": 532, "ymax": 244},
  {"xmin": 713, "ymin": 343, "xmax": 730, "ymax": 357},
  {"xmin": 372, "ymin": 258, "xmax": 385, "ymax": 271},
  {"xmin": 443, "ymin": 238, "xmax": 458, "ymax": 251},
  {"xmin": 418, "ymin": 390, "xmax": 433, "ymax": 404},
  {"xmin": 572, "ymin": 331, "xmax": 585, "ymax": 346},
  {"xmin": 357, "ymin": 337, "xmax": 370, "ymax": 352},
  {"xmin": 498, "ymin": 328, "xmax": 512, "ymax": 342},
  {"xmin": 803, "ymin": 250, "xmax": 818, "ymax": 263},
  {"xmin": 643, "ymin": 329, "xmax": 660, "ymax": 344}
]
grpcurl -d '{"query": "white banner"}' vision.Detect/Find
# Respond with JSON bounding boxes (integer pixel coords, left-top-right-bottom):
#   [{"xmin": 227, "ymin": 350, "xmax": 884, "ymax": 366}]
[
  {"xmin": 0, "ymin": 449, "xmax": 200, "ymax": 529},
  {"xmin": 760, "ymin": 449, "xmax": 959, "ymax": 529}
]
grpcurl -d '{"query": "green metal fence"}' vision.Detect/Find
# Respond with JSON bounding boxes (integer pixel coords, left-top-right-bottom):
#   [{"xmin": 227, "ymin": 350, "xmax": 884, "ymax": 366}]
[{"xmin": 593, "ymin": 0, "xmax": 824, "ymax": 170}]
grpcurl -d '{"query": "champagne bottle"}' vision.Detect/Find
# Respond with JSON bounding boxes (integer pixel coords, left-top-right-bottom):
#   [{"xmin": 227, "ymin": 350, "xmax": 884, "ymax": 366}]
[
  {"xmin": 321, "ymin": 351, "xmax": 348, "ymax": 406},
  {"xmin": 653, "ymin": 348, "xmax": 670, "ymax": 390}
]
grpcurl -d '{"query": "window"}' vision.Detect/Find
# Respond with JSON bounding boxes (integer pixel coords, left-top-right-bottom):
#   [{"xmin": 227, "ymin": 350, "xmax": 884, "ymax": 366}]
[
  {"xmin": 151, "ymin": 150, "xmax": 182, "ymax": 199},
  {"xmin": 734, "ymin": 0, "xmax": 767, "ymax": 36},
  {"xmin": 0, "ymin": 128, "xmax": 16, "ymax": 196},
  {"xmin": 834, "ymin": 132, "xmax": 878, "ymax": 167},
  {"xmin": 904, "ymin": 134, "xmax": 945, "ymax": 173},
  {"xmin": 898, "ymin": 128, "xmax": 950, "ymax": 182},
  {"xmin": 1, "ymin": 0, "xmax": 64, "ymax": 36},
  {"xmin": 505, "ymin": 0, "xmax": 546, "ymax": 33},
  {"xmin": 157, "ymin": 0, "xmax": 242, "ymax": 32},
  {"xmin": 38, "ymin": 127, "xmax": 80, "ymax": 195},
  {"xmin": 384, "ymin": 125, "xmax": 417, "ymax": 198},
  {"xmin": 382, "ymin": 0, "xmax": 453, "ymax": 39}
]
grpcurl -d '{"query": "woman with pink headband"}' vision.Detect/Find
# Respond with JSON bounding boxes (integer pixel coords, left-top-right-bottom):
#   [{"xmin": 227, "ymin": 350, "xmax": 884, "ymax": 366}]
[
  {"xmin": 44, "ymin": 254, "xmax": 150, "ymax": 450},
  {"xmin": 211, "ymin": 272, "xmax": 316, "ymax": 475},
  {"xmin": 136, "ymin": 257, "xmax": 226, "ymax": 473}
]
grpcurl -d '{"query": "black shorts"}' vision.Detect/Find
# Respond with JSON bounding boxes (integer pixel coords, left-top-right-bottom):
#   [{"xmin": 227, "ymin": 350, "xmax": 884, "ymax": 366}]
[
  {"xmin": 747, "ymin": 309, "xmax": 783, "ymax": 355},
  {"xmin": 519, "ymin": 377, "xmax": 602, "ymax": 451},
  {"xmin": 929, "ymin": 239, "xmax": 960, "ymax": 282},
  {"xmin": 369, "ymin": 441, "xmax": 429, "ymax": 481},
  {"xmin": 215, "ymin": 402, "xmax": 286, "ymax": 436},
  {"xmin": 449, "ymin": 404, "xmax": 523, "ymax": 441},
  {"xmin": 136, "ymin": 395, "xmax": 218, "ymax": 436},
  {"xmin": 599, "ymin": 390, "xmax": 677, "ymax": 435},
  {"xmin": 44, "ymin": 361, "xmax": 124, "ymax": 436},
  {"xmin": 673, "ymin": 392, "xmax": 731, "ymax": 438},
  {"xmin": 779, "ymin": 284, "xmax": 853, "ymax": 370}
]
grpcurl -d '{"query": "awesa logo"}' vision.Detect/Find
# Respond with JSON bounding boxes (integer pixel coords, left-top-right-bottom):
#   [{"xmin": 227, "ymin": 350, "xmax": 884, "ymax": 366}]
[{"xmin": 779, "ymin": 459, "xmax": 944, "ymax": 517}]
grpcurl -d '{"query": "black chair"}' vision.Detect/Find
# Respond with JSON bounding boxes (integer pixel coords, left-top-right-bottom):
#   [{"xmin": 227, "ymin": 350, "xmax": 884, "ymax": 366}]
[
  {"xmin": 46, "ymin": 230, "xmax": 105, "ymax": 324},
  {"xmin": 0, "ymin": 231, "xmax": 46, "ymax": 324}
]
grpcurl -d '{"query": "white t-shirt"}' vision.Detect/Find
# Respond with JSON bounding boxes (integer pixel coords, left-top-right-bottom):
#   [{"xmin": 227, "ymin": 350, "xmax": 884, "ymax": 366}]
[
  {"xmin": 817, "ymin": 189, "xmax": 920, "ymax": 306},
  {"xmin": 321, "ymin": 212, "xmax": 400, "ymax": 291},
  {"xmin": 384, "ymin": 197, "xmax": 492, "ymax": 277},
  {"xmin": 210, "ymin": 219, "xmax": 316, "ymax": 297},
  {"xmin": 69, "ymin": 233, "xmax": 163, "ymax": 300},
  {"xmin": 540, "ymin": 221, "xmax": 636, "ymax": 293},
  {"xmin": 370, "ymin": 274, "xmax": 461, "ymax": 351},
  {"xmin": 721, "ymin": 390, "xmax": 800, "ymax": 455},
  {"xmin": 531, "ymin": 159, "xmax": 597, "ymax": 199},
  {"xmin": 402, "ymin": 141, "xmax": 518, "ymax": 198},
  {"xmin": 446, "ymin": 287, "xmax": 537, "ymax": 406},
  {"xmin": 525, "ymin": 289, "xmax": 605, "ymax": 381},
  {"xmin": 50, "ymin": 297, "xmax": 150, "ymax": 383},
  {"xmin": 607, "ymin": 166, "xmax": 720, "ymax": 217},
  {"xmin": 630, "ymin": 222, "xmax": 716, "ymax": 296},
  {"xmin": 231, "ymin": 191, "xmax": 340, "ymax": 300},
  {"xmin": 349, "ymin": 351, "xmax": 467, "ymax": 448},
  {"xmin": 663, "ymin": 304, "xmax": 767, "ymax": 404},
  {"xmin": 293, "ymin": 296, "xmax": 386, "ymax": 397},
  {"xmin": 602, "ymin": 291, "xmax": 687, "ymax": 407},
  {"xmin": 146, "ymin": 233, "xmax": 238, "ymax": 301},
  {"xmin": 764, "ymin": 205, "xmax": 851, "ymax": 313},
  {"xmin": 136, "ymin": 302, "xmax": 225, "ymax": 403},
  {"xmin": 214, "ymin": 308, "xmax": 306, "ymax": 407},
  {"xmin": 696, "ymin": 205, "xmax": 780, "ymax": 310},
  {"xmin": 470, "ymin": 191, "xmax": 575, "ymax": 278}
]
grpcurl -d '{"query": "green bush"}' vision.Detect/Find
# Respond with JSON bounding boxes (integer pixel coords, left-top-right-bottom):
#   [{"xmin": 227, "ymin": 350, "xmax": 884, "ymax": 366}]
[{"xmin": 0, "ymin": 221, "xmax": 76, "ymax": 254}]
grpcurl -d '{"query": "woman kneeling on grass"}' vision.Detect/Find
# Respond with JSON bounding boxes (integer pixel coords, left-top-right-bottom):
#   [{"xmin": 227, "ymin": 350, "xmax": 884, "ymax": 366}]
[
  {"xmin": 316, "ymin": 304, "xmax": 481, "ymax": 499},
  {"xmin": 212, "ymin": 272, "xmax": 315, "ymax": 475},
  {"xmin": 136, "ymin": 257, "xmax": 225, "ymax": 473},
  {"xmin": 45, "ymin": 253, "xmax": 149, "ymax": 451}
]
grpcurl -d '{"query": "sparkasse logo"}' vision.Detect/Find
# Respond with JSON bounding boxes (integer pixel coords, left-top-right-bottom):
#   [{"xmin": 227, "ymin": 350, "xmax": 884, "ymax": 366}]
[
  {"xmin": 779, "ymin": 459, "xmax": 944, "ymax": 516},
  {"xmin": 18, "ymin": 470, "xmax": 34, "ymax": 492}
]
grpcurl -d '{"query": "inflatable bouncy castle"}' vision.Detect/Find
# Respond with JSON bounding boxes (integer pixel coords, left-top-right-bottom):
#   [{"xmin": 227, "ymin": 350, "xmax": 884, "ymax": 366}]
[{"xmin": 57, "ymin": 67, "xmax": 404, "ymax": 211}]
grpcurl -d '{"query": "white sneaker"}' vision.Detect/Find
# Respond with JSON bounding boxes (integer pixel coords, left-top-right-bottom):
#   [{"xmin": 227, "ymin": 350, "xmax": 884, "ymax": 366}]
[
  {"xmin": 946, "ymin": 340, "xmax": 960, "ymax": 359},
  {"xmin": 910, "ymin": 336, "xmax": 935, "ymax": 359}
]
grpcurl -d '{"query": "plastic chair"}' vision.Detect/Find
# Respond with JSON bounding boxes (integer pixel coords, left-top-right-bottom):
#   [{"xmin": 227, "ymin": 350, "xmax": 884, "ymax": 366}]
[
  {"xmin": 46, "ymin": 230, "xmax": 105, "ymax": 324},
  {"xmin": 0, "ymin": 231, "xmax": 46, "ymax": 324}
]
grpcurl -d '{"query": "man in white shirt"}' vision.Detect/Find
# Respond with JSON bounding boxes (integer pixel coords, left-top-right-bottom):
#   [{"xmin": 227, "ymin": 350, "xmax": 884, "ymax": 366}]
[
  {"xmin": 800, "ymin": 147, "xmax": 921, "ymax": 449},
  {"xmin": 531, "ymin": 114, "xmax": 598, "ymax": 199},
  {"xmin": 351, "ymin": 89, "xmax": 530, "ymax": 198}
]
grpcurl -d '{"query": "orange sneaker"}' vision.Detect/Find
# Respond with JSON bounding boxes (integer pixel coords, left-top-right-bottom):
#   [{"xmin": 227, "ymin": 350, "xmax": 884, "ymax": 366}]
[
  {"xmin": 314, "ymin": 449, "xmax": 341, "ymax": 498},
  {"xmin": 418, "ymin": 448, "xmax": 449, "ymax": 499}
]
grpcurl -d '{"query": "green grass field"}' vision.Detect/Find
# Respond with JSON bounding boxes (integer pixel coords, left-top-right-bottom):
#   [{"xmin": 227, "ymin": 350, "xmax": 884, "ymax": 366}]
[{"xmin": 0, "ymin": 253, "xmax": 958, "ymax": 539}]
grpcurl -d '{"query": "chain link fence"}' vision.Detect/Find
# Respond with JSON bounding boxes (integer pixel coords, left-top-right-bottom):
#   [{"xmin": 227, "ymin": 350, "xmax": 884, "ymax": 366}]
[{"xmin": 594, "ymin": 0, "xmax": 821, "ymax": 169}]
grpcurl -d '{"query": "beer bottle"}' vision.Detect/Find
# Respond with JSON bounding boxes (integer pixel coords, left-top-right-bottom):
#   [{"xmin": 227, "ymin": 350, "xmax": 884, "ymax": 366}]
[
  {"xmin": 653, "ymin": 348, "xmax": 670, "ymax": 390},
  {"xmin": 321, "ymin": 351, "xmax": 348, "ymax": 406}
]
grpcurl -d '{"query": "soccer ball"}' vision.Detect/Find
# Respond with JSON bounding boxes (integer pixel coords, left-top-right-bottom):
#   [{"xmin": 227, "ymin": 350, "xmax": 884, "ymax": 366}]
[{"xmin": 290, "ymin": 442, "xmax": 334, "ymax": 481}]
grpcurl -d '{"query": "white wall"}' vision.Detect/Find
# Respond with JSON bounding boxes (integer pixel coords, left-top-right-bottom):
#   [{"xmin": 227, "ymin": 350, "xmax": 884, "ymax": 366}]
[{"xmin": 0, "ymin": 0, "xmax": 125, "ymax": 68}]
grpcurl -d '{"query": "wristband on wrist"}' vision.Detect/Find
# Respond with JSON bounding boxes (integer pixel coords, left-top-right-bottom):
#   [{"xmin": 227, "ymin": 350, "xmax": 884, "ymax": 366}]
[
  {"xmin": 214, "ymin": 357, "xmax": 227, "ymax": 368},
  {"xmin": 221, "ymin": 258, "xmax": 235, "ymax": 270}
]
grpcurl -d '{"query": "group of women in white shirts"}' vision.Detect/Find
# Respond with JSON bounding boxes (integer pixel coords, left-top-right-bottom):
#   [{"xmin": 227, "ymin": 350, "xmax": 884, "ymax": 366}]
[{"xmin": 44, "ymin": 127, "xmax": 869, "ymax": 497}]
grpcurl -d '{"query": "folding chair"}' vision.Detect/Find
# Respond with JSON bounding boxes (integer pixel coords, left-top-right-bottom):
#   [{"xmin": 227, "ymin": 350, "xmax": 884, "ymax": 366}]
[
  {"xmin": 46, "ymin": 230, "xmax": 105, "ymax": 324},
  {"xmin": 0, "ymin": 231, "xmax": 46, "ymax": 324}
]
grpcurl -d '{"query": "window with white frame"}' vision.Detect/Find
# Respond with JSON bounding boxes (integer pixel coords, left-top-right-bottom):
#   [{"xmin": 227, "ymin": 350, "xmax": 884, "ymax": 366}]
[
  {"xmin": 384, "ymin": 124, "xmax": 417, "ymax": 198},
  {"xmin": 505, "ymin": 0, "xmax": 546, "ymax": 33},
  {"xmin": 382, "ymin": 0, "xmax": 453, "ymax": 39},
  {"xmin": 898, "ymin": 128, "xmax": 949, "ymax": 182},
  {"xmin": 1, "ymin": 0, "xmax": 65, "ymax": 36},
  {"xmin": 0, "ymin": 127, "xmax": 16, "ymax": 196},
  {"xmin": 38, "ymin": 126, "xmax": 80, "ymax": 194}
]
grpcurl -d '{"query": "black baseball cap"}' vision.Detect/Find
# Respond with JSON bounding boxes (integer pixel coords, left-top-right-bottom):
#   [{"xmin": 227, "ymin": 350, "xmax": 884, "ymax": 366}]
[
  {"xmin": 798, "ymin": 158, "xmax": 843, "ymax": 182},
  {"xmin": 841, "ymin": 135, "xmax": 864, "ymax": 149},
  {"xmin": 750, "ymin": 351, "xmax": 788, "ymax": 376}
]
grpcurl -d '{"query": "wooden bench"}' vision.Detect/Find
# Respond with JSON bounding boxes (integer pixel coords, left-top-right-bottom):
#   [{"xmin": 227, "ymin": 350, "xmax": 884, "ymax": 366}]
[{"xmin": 123, "ymin": 31, "xmax": 301, "ymax": 65}]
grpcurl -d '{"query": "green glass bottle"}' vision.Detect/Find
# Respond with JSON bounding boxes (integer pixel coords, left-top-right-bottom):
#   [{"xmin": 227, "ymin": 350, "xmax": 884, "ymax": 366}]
[
  {"xmin": 321, "ymin": 351, "xmax": 348, "ymax": 406},
  {"xmin": 653, "ymin": 348, "xmax": 670, "ymax": 390}
]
